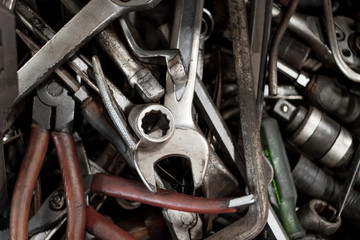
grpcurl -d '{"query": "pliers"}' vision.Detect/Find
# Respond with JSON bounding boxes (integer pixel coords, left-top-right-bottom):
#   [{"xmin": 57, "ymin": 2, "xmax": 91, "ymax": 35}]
[
  {"xmin": 8, "ymin": 67, "xmax": 255, "ymax": 240},
  {"xmin": 4, "ymin": 168, "xmax": 254, "ymax": 240},
  {"xmin": 9, "ymin": 79, "xmax": 86, "ymax": 240},
  {"xmin": 9, "ymin": 153, "xmax": 254, "ymax": 240}
]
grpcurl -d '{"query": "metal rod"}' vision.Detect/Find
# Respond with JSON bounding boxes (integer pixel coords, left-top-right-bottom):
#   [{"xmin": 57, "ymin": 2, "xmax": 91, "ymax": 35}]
[
  {"xmin": 206, "ymin": 0, "xmax": 271, "ymax": 239},
  {"xmin": 337, "ymin": 146, "xmax": 360, "ymax": 217},
  {"xmin": 268, "ymin": 0, "xmax": 299, "ymax": 95}
]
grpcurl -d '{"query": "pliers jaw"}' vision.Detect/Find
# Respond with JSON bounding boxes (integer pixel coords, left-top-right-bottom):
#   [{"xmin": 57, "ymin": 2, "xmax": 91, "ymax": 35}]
[{"xmin": 32, "ymin": 79, "xmax": 75, "ymax": 133}]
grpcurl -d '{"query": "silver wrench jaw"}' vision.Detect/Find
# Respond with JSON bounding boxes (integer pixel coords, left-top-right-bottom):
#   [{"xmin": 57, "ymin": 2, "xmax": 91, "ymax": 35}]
[
  {"xmin": 119, "ymin": 18, "xmax": 188, "ymax": 85},
  {"xmin": 134, "ymin": 128, "xmax": 209, "ymax": 193},
  {"xmin": 130, "ymin": 68, "xmax": 165, "ymax": 102},
  {"xmin": 14, "ymin": 0, "xmax": 162, "ymax": 106}
]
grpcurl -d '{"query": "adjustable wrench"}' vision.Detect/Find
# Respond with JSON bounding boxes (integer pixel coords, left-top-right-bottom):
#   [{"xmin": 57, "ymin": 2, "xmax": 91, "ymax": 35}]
[{"xmin": 14, "ymin": 0, "xmax": 161, "ymax": 105}]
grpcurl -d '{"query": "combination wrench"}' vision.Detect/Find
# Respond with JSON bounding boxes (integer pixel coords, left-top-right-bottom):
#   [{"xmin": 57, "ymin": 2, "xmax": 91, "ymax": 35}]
[
  {"xmin": 13, "ymin": 0, "xmax": 161, "ymax": 105},
  {"xmin": 133, "ymin": 0, "xmax": 210, "ymax": 193},
  {"xmin": 115, "ymin": 1, "xmax": 239, "ymax": 197},
  {"xmin": 61, "ymin": 0, "xmax": 165, "ymax": 102}
]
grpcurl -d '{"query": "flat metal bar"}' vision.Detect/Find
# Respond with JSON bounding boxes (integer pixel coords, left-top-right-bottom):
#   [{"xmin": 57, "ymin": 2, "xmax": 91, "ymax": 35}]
[{"xmin": 14, "ymin": 0, "xmax": 160, "ymax": 105}]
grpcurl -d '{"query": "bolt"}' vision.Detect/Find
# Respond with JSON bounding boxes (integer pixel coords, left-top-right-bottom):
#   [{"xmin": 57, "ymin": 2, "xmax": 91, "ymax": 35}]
[
  {"xmin": 281, "ymin": 104, "xmax": 289, "ymax": 113},
  {"xmin": 47, "ymin": 81, "xmax": 63, "ymax": 97},
  {"xmin": 49, "ymin": 191, "xmax": 65, "ymax": 211}
]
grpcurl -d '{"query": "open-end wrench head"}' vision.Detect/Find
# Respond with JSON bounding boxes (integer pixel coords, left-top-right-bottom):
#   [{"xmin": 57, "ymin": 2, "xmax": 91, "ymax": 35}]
[
  {"xmin": 15, "ymin": 0, "xmax": 162, "ymax": 106},
  {"xmin": 134, "ymin": 128, "xmax": 209, "ymax": 193},
  {"xmin": 129, "ymin": 68, "xmax": 165, "ymax": 102}
]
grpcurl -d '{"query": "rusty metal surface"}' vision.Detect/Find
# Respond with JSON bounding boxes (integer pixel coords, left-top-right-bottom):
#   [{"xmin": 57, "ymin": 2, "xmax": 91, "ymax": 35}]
[
  {"xmin": 297, "ymin": 199, "xmax": 341, "ymax": 236},
  {"xmin": 206, "ymin": 0, "xmax": 271, "ymax": 239}
]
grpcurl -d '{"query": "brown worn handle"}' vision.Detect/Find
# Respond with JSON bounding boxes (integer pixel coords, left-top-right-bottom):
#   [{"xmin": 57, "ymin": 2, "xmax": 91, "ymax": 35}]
[
  {"xmin": 86, "ymin": 206, "xmax": 136, "ymax": 240},
  {"xmin": 10, "ymin": 123, "xmax": 49, "ymax": 240},
  {"xmin": 52, "ymin": 131, "xmax": 86, "ymax": 240},
  {"xmin": 91, "ymin": 173, "xmax": 237, "ymax": 214}
]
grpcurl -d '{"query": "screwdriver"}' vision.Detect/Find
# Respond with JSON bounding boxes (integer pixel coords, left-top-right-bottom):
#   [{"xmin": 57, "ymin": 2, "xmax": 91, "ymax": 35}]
[
  {"xmin": 261, "ymin": 117, "xmax": 305, "ymax": 239},
  {"xmin": 277, "ymin": 60, "xmax": 360, "ymax": 134}
]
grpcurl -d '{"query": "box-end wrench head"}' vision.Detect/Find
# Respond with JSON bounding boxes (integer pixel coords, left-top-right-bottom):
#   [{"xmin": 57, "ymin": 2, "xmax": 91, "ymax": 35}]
[{"xmin": 14, "ymin": 0, "xmax": 161, "ymax": 106}]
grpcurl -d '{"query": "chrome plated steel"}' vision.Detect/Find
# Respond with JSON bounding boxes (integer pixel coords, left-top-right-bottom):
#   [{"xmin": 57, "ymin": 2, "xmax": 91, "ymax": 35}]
[{"xmin": 14, "ymin": 0, "xmax": 161, "ymax": 105}]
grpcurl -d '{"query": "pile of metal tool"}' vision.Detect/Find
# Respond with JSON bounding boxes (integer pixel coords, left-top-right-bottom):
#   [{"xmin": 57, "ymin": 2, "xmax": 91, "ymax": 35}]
[{"xmin": 3, "ymin": 0, "xmax": 360, "ymax": 239}]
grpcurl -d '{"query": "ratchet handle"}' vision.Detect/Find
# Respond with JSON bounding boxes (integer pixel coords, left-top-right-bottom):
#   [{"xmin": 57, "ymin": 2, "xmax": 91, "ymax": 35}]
[{"xmin": 306, "ymin": 75, "xmax": 360, "ymax": 133}]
